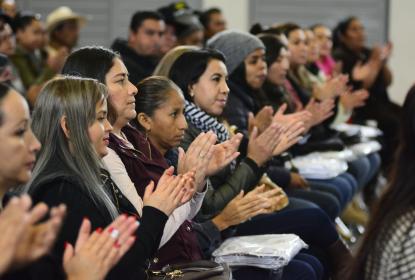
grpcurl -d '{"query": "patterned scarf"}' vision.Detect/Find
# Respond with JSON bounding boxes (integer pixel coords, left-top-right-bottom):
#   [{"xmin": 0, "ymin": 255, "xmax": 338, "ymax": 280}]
[{"xmin": 184, "ymin": 100, "xmax": 229, "ymax": 143}]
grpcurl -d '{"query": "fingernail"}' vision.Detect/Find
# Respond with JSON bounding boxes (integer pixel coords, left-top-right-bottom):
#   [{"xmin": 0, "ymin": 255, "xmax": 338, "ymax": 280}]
[
  {"xmin": 95, "ymin": 227, "xmax": 103, "ymax": 233},
  {"xmin": 107, "ymin": 227, "xmax": 114, "ymax": 233},
  {"xmin": 64, "ymin": 241, "xmax": 69, "ymax": 249},
  {"xmin": 136, "ymin": 221, "xmax": 140, "ymax": 227},
  {"xmin": 114, "ymin": 241, "xmax": 121, "ymax": 248},
  {"xmin": 122, "ymin": 213, "xmax": 128, "ymax": 218},
  {"xmin": 83, "ymin": 216, "xmax": 89, "ymax": 222}
]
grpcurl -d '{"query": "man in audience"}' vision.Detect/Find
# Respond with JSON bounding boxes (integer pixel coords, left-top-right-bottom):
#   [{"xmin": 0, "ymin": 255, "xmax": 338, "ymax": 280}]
[
  {"xmin": 199, "ymin": 7, "xmax": 227, "ymax": 41},
  {"xmin": 111, "ymin": 11, "xmax": 165, "ymax": 85},
  {"xmin": 46, "ymin": 6, "xmax": 85, "ymax": 56}
]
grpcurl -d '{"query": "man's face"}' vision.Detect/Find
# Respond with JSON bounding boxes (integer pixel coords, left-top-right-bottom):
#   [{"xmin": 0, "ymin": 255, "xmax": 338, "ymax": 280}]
[
  {"xmin": 206, "ymin": 12, "xmax": 226, "ymax": 39},
  {"xmin": 52, "ymin": 19, "xmax": 80, "ymax": 49},
  {"xmin": 130, "ymin": 19, "xmax": 165, "ymax": 56}
]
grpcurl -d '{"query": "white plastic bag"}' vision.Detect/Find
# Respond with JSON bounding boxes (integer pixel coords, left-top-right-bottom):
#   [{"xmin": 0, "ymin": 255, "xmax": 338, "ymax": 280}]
[
  {"xmin": 331, "ymin": 123, "xmax": 383, "ymax": 140},
  {"xmin": 212, "ymin": 234, "xmax": 308, "ymax": 270},
  {"xmin": 286, "ymin": 154, "xmax": 348, "ymax": 179},
  {"xmin": 349, "ymin": 140, "xmax": 382, "ymax": 156}
]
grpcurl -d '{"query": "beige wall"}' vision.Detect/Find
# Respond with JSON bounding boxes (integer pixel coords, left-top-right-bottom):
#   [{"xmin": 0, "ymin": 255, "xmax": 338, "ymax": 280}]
[
  {"xmin": 202, "ymin": 0, "xmax": 249, "ymax": 31},
  {"xmin": 388, "ymin": 0, "xmax": 415, "ymax": 104}
]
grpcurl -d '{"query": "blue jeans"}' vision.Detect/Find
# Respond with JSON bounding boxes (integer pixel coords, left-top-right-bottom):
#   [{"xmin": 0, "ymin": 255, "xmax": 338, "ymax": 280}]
[
  {"xmin": 235, "ymin": 208, "xmax": 338, "ymax": 249},
  {"xmin": 285, "ymin": 189, "xmax": 340, "ymax": 220},
  {"xmin": 232, "ymin": 253, "xmax": 323, "ymax": 280},
  {"xmin": 308, "ymin": 172, "xmax": 357, "ymax": 209}
]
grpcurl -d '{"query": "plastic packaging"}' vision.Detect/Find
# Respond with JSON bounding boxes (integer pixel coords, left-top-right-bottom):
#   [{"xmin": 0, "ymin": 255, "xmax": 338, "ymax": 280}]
[
  {"xmin": 212, "ymin": 234, "xmax": 308, "ymax": 270},
  {"xmin": 285, "ymin": 154, "xmax": 348, "ymax": 179}
]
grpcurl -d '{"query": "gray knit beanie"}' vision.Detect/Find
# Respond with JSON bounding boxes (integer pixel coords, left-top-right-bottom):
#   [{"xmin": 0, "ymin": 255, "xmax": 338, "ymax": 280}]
[{"xmin": 206, "ymin": 30, "xmax": 265, "ymax": 74}]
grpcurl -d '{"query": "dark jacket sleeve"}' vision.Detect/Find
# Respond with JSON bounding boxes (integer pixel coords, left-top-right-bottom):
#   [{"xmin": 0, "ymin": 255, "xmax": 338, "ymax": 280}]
[{"xmin": 29, "ymin": 179, "xmax": 168, "ymax": 280}]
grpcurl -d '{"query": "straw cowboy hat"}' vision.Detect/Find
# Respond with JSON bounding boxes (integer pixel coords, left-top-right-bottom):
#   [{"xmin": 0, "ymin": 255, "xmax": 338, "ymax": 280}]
[{"xmin": 46, "ymin": 6, "xmax": 86, "ymax": 31}]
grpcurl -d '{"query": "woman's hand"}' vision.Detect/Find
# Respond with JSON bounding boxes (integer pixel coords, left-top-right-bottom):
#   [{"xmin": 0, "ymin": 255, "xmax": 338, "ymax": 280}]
[
  {"xmin": 272, "ymin": 120, "xmax": 305, "ymax": 156},
  {"xmin": 305, "ymin": 98, "xmax": 335, "ymax": 127},
  {"xmin": 0, "ymin": 195, "xmax": 32, "ymax": 274},
  {"xmin": 313, "ymin": 74, "xmax": 348, "ymax": 100},
  {"xmin": 143, "ymin": 167, "xmax": 194, "ymax": 216},
  {"xmin": 247, "ymin": 106, "xmax": 274, "ymax": 136},
  {"xmin": 272, "ymin": 103, "xmax": 311, "ymax": 127},
  {"xmin": 256, "ymin": 186, "xmax": 287, "ymax": 213},
  {"xmin": 340, "ymin": 89, "xmax": 369, "ymax": 112},
  {"xmin": 205, "ymin": 133, "xmax": 243, "ymax": 176},
  {"xmin": 211, "ymin": 188, "xmax": 271, "ymax": 231},
  {"xmin": 0, "ymin": 195, "xmax": 66, "ymax": 274},
  {"xmin": 178, "ymin": 132, "xmax": 216, "ymax": 191},
  {"xmin": 64, "ymin": 215, "xmax": 138, "ymax": 280},
  {"xmin": 13, "ymin": 203, "xmax": 66, "ymax": 267},
  {"xmin": 247, "ymin": 123, "xmax": 283, "ymax": 167}
]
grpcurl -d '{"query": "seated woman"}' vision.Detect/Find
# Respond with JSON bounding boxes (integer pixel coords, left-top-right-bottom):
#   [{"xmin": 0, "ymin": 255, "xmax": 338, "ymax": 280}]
[
  {"xmin": 332, "ymin": 16, "xmax": 401, "ymax": 171},
  {"xmin": 349, "ymin": 85, "xmax": 415, "ymax": 280},
  {"xmin": 23, "ymin": 76, "xmax": 189, "ymax": 280},
  {"xmin": 0, "ymin": 82, "xmax": 138, "ymax": 280}
]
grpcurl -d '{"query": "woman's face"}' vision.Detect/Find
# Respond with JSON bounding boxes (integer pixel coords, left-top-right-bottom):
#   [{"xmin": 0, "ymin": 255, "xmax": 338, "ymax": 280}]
[
  {"xmin": 267, "ymin": 47, "xmax": 290, "ymax": 86},
  {"xmin": 342, "ymin": 19, "xmax": 366, "ymax": 51},
  {"xmin": 313, "ymin": 25, "xmax": 332, "ymax": 57},
  {"xmin": 305, "ymin": 30, "xmax": 319, "ymax": 63},
  {"xmin": 0, "ymin": 89, "xmax": 41, "ymax": 188},
  {"xmin": 287, "ymin": 29, "xmax": 307, "ymax": 67},
  {"xmin": 105, "ymin": 58, "xmax": 138, "ymax": 127},
  {"xmin": 0, "ymin": 24, "xmax": 15, "ymax": 56},
  {"xmin": 190, "ymin": 59, "xmax": 229, "ymax": 117},
  {"xmin": 147, "ymin": 90, "xmax": 188, "ymax": 154},
  {"xmin": 245, "ymin": 48, "xmax": 267, "ymax": 89},
  {"xmin": 88, "ymin": 98, "xmax": 113, "ymax": 158}
]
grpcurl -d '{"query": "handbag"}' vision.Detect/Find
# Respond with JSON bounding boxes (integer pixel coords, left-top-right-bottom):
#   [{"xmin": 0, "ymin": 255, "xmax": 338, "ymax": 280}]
[{"xmin": 147, "ymin": 260, "xmax": 232, "ymax": 280}]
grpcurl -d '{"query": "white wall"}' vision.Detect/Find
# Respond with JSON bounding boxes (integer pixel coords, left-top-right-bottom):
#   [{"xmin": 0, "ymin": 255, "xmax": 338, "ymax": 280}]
[
  {"xmin": 388, "ymin": 0, "xmax": 415, "ymax": 104},
  {"xmin": 202, "ymin": 0, "xmax": 249, "ymax": 31}
]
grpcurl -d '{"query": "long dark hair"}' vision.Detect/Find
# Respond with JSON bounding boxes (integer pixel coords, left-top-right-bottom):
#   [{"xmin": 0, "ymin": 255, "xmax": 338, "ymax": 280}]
[
  {"xmin": 62, "ymin": 46, "xmax": 120, "ymax": 123},
  {"xmin": 258, "ymin": 34, "xmax": 286, "ymax": 69},
  {"xmin": 332, "ymin": 16, "xmax": 357, "ymax": 49},
  {"xmin": 168, "ymin": 49, "xmax": 226, "ymax": 102},
  {"xmin": 350, "ymin": 85, "xmax": 415, "ymax": 279},
  {"xmin": 0, "ymin": 83, "xmax": 10, "ymax": 126}
]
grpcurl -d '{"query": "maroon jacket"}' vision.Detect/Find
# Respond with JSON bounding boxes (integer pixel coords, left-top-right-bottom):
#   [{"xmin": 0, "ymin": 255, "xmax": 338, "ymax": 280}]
[{"xmin": 108, "ymin": 124, "xmax": 202, "ymax": 268}]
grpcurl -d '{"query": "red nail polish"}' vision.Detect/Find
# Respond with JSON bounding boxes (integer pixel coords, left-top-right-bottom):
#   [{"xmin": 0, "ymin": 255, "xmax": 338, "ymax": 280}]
[
  {"xmin": 108, "ymin": 227, "xmax": 114, "ymax": 233},
  {"xmin": 114, "ymin": 241, "xmax": 121, "ymax": 248},
  {"xmin": 95, "ymin": 227, "xmax": 103, "ymax": 233},
  {"xmin": 64, "ymin": 241, "xmax": 69, "ymax": 249}
]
